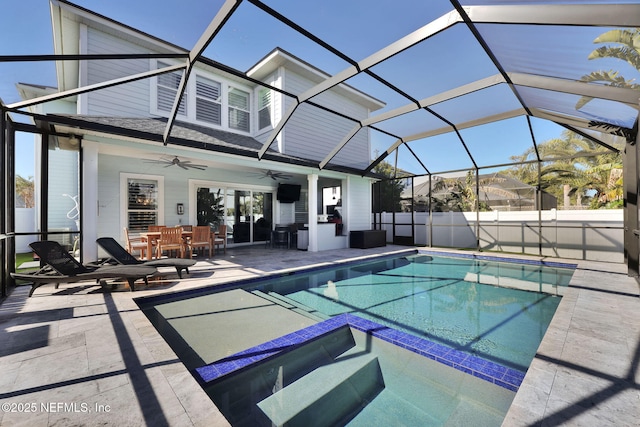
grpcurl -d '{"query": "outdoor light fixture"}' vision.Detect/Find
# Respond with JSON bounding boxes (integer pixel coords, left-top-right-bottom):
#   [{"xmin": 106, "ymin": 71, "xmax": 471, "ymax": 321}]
[
  {"xmin": 68, "ymin": 135, "xmax": 79, "ymax": 146},
  {"xmin": 177, "ymin": 203, "xmax": 184, "ymax": 215}
]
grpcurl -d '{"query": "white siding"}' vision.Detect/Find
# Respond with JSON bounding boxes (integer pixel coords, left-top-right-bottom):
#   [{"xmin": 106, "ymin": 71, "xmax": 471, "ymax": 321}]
[
  {"xmin": 332, "ymin": 127, "xmax": 371, "ymax": 169},
  {"xmin": 48, "ymin": 150, "xmax": 80, "ymax": 247},
  {"xmin": 86, "ymin": 28, "xmax": 152, "ymax": 117},
  {"xmin": 255, "ymin": 72, "xmax": 283, "ymax": 147},
  {"xmin": 99, "ymin": 154, "xmax": 191, "ymax": 242},
  {"xmin": 282, "ymin": 70, "xmax": 370, "ymax": 164},
  {"xmin": 97, "ymin": 155, "xmax": 122, "ymax": 242},
  {"xmin": 346, "ymin": 177, "xmax": 372, "ymax": 231}
]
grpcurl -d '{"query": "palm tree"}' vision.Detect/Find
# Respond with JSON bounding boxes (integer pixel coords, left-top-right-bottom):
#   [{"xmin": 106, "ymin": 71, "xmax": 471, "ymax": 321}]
[
  {"xmin": 372, "ymin": 159, "xmax": 405, "ymax": 212},
  {"xmin": 504, "ymin": 131, "xmax": 623, "ymax": 208},
  {"xmin": 15, "ymin": 175, "xmax": 35, "ymax": 208},
  {"xmin": 576, "ymin": 28, "xmax": 640, "ymax": 110}
]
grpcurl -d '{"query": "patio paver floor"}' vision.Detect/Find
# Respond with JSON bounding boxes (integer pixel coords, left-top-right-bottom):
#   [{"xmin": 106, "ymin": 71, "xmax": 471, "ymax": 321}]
[{"xmin": 1, "ymin": 245, "xmax": 638, "ymax": 426}]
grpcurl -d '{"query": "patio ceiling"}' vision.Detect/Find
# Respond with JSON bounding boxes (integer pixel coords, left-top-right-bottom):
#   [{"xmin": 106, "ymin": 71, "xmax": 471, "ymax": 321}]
[{"xmin": 2, "ymin": 0, "xmax": 639, "ymax": 178}]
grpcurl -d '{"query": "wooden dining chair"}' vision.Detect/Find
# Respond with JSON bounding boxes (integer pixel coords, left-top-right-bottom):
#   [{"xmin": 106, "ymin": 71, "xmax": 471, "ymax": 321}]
[
  {"xmin": 148, "ymin": 225, "xmax": 167, "ymax": 232},
  {"xmin": 190, "ymin": 226, "xmax": 212, "ymax": 257},
  {"xmin": 157, "ymin": 226, "xmax": 189, "ymax": 259},
  {"xmin": 214, "ymin": 224, "xmax": 227, "ymax": 254},
  {"xmin": 123, "ymin": 227, "xmax": 148, "ymax": 260}
]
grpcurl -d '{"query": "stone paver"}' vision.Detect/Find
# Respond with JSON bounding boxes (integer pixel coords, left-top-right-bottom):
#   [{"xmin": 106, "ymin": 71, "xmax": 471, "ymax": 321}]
[{"xmin": 1, "ymin": 245, "xmax": 638, "ymax": 426}]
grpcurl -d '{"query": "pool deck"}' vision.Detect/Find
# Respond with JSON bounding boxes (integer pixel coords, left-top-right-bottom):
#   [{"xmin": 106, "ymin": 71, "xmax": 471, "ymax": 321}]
[{"xmin": 0, "ymin": 245, "xmax": 638, "ymax": 426}]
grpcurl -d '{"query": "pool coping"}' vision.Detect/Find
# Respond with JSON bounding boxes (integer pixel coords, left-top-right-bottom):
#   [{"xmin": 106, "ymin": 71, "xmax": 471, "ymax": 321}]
[
  {"xmin": 136, "ymin": 248, "xmax": 418, "ymax": 307},
  {"xmin": 137, "ymin": 248, "xmax": 576, "ymax": 308},
  {"xmin": 418, "ymin": 250, "xmax": 578, "ymax": 270},
  {"xmin": 139, "ymin": 248, "xmax": 572, "ymax": 395},
  {"xmin": 195, "ymin": 313, "xmax": 525, "ymax": 392}
]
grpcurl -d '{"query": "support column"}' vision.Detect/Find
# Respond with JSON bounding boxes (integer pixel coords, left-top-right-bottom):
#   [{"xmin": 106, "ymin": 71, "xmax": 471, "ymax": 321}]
[
  {"xmin": 341, "ymin": 176, "xmax": 349, "ymax": 237},
  {"xmin": 307, "ymin": 173, "xmax": 318, "ymax": 252},
  {"xmin": 82, "ymin": 140, "xmax": 99, "ymax": 262},
  {"xmin": 623, "ymin": 126, "xmax": 640, "ymax": 277}
]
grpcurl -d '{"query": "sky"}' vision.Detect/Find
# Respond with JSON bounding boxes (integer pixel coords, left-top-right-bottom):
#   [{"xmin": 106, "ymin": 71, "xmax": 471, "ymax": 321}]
[{"xmin": 2, "ymin": 0, "xmax": 636, "ymax": 178}]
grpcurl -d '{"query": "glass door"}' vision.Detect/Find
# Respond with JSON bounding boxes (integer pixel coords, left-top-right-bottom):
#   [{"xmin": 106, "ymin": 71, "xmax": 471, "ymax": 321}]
[
  {"xmin": 194, "ymin": 184, "xmax": 274, "ymax": 245},
  {"xmin": 228, "ymin": 190, "xmax": 251, "ymax": 243},
  {"xmin": 196, "ymin": 187, "xmax": 224, "ymax": 230},
  {"xmin": 252, "ymin": 191, "xmax": 273, "ymax": 243}
]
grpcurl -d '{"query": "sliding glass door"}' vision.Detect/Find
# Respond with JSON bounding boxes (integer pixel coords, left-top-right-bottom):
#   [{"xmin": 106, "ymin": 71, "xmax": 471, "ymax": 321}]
[{"xmin": 194, "ymin": 183, "xmax": 273, "ymax": 245}]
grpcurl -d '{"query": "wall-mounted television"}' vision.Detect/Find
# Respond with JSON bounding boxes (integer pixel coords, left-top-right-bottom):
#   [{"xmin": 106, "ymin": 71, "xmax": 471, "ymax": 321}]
[{"xmin": 277, "ymin": 184, "xmax": 301, "ymax": 203}]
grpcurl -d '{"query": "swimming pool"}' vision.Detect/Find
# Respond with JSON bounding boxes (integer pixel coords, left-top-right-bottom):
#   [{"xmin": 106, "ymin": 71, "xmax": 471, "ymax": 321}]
[
  {"xmin": 245, "ymin": 252, "xmax": 574, "ymax": 371},
  {"xmin": 139, "ymin": 250, "xmax": 575, "ymax": 425}
]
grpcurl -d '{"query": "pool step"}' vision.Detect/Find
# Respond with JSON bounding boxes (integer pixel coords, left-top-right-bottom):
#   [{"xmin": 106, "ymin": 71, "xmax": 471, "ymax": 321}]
[
  {"xmin": 251, "ymin": 289, "xmax": 295, "ymax": 308},
  {"xmin": 345, "ymin": 388, "xmax": 441, "ymax": 427},
  {"xmin": 257, "ymin": 351, "xmax": 384, "ymax": 427},
  {"xmin": 250, "ymin": 290, "xmax": 329, "ymax": 321}
]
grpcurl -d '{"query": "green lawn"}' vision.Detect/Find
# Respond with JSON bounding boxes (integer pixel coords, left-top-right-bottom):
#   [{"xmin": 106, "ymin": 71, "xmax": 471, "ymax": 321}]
[{"xmin": 16, "ymin": 252, "xmax": 36, "ymax": 270}]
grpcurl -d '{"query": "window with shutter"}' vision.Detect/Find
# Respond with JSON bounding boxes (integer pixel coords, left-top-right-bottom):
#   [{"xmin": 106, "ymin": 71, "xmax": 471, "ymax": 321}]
[
  {"xmin": 157, "ymin": 61, "xmax": 187, "ymax": 115},
  {"xmin": 196, "ymin": 76, "xmax": 221, "ymax": 125},
  {"xmin": 258, "ymin": 87, "xmax": 272, "ymax": 130},
  {"xmin": 229, "ymin": 87, "xmax": 250, "ymax": 132},
  {"xmin": 127, "ymin": 178, "xmax": 159, "ymax": 232}
]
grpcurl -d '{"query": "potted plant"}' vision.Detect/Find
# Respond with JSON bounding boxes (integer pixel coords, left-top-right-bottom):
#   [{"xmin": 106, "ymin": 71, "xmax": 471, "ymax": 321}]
[{"xmin": 197, "ymin": 188, "xmax": 225, "ymax": 231}]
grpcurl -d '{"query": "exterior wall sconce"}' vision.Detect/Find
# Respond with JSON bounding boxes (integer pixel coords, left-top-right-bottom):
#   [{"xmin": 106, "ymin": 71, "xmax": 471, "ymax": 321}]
[{"xmin": 177, "ymin": 203, "xmax": 184, "ymax": 215}]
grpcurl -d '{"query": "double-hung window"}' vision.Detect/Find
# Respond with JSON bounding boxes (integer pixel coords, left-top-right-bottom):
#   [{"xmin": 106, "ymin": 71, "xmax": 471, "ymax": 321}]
[
  {"xmin": 257, "ymin": 87, "xmax": 272, "ymax": 130},
  {"xmin": 154, "ymin": 62, "xmax": 252, "ymax": 133},
  {"xmin": 122, "ymin": 174, "xmax": 164, "ymax": 233},
  {"xmin": 157, "ymin": 61, "xmax": 187, "ymax": 115},
  {"xmin": 196, "ymin": 76, "xmax": 222, "ymax": 125},
  {"xmin": 229, "ymin": 88, "xmax": 250, "ymax": 132}
]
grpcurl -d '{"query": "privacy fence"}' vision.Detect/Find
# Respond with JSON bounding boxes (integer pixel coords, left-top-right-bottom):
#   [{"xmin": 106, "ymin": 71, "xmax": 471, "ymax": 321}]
[{"xmin": 375, "ymin": 209, "xmax": 624, "ymax": 263}]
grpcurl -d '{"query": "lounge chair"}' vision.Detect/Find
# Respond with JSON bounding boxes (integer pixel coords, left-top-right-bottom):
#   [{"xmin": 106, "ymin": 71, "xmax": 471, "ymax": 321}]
[
  {"xmin": 97, "ymin": 237, "xmax": 196, "ymax": 279},
  {"xmin": 11, "ymin": 241, "xmax": 157, "ymax": 296}
]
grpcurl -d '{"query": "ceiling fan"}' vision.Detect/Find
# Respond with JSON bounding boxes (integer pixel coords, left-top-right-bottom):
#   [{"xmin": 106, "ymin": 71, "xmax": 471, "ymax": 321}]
[
  {"xmin": 145, "ymin": 156, "xmax": 207, "ymax": 171},
  {"xmin": 249, "ymin": 169, "xmax": 293, "ymax": 181}
]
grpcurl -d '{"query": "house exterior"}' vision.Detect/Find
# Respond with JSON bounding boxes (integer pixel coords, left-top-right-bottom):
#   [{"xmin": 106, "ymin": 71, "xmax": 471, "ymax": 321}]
[
  {"xmin": 19, "ymin": 0, "xmax": 385, "ymax": 261},
  {"xmin": 407, "ymin": 173, "xmax": 558, "ymax": 212}
]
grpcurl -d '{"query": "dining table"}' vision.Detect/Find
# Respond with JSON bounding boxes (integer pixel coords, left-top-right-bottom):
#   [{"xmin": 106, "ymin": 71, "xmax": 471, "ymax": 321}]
[
  {"xmin": 140, "ymin": 230, "xmax": 192, "ymax": 261},
  {"xmin": 139, "ymin": 229, "xmax": 220, "ymax": 260}
]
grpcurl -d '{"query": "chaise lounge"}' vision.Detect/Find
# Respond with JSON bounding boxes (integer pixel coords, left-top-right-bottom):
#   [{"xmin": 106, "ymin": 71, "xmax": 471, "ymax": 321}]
[
  {"xmin": 97, "ymin": 237, "xmax": 197, "ymax": 279},
  {"xmin": 11, "ymin": 240, "xmax": 157, "ymax": 296}
]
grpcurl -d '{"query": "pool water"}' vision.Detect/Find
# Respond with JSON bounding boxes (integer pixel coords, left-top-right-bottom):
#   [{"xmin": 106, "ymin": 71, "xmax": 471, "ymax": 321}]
[
  {"xmin": 140, "ymin": 250, "xmax": 575, "ymax": 426},
  {"xmin": 205, "ymin": 322, "xmax": 516, "ymax": 426},
  {"xmin": 250, "ymin": 253, "xmax": 574, "ymax": 371}
]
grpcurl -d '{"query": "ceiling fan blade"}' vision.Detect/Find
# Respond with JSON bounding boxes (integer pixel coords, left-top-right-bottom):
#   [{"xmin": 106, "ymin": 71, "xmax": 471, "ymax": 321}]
[{"xmin": 178, "ymin": 163, "xmax": 188, "ymax": 170}]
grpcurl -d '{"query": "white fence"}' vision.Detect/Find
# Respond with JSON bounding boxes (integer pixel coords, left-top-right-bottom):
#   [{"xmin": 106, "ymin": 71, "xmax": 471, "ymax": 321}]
[
  {"xmin": 376, "ymin": 209, "xmax": 624, "ymax": 263},
  {"xmin": 15, "ymin": 208, "xmax": 36, "ymax": 253}
]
